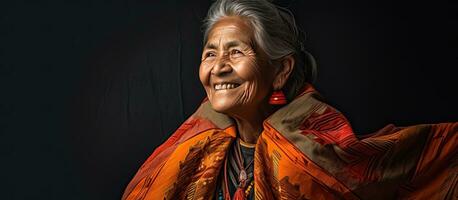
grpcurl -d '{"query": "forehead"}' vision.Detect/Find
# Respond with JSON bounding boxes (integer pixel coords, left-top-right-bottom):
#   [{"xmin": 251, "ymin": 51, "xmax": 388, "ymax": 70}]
[{"xmin": 206, "ymin": 16, "xmax": 254, "ymax": 46}]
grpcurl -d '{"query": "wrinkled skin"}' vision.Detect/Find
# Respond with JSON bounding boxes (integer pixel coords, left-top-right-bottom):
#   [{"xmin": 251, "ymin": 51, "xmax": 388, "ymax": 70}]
[{"xmin": 199, "ymin": 16, "xmax": 294, "ymax": 143}]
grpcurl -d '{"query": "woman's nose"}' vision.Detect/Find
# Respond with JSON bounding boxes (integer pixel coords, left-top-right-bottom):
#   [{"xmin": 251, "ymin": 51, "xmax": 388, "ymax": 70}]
[{"xmin": 211, "ymin": 57, "xmax": 232, "ymax": 76}]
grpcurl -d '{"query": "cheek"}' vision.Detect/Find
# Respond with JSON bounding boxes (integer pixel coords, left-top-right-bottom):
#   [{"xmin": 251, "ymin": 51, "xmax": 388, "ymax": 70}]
[
  {"xmin": 235, "ymin": 59, "xmax": 273, "ymax": 87},
  {"xmin": 233, "ymin": 59, "xmax": 261, "ymax": 81},
  {"xmin": 199, "ymin": 62, "xmax": 211, "ymax": 86},
  {"xmin": 234, "ymin": 60, "xmax": 274, "ymax": 103}
]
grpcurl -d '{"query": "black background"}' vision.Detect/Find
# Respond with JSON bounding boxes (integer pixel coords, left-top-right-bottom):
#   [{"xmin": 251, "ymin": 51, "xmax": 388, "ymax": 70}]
[{"xmin": 1, "ymin": 0, "xmax": 457, "ymax": 199}]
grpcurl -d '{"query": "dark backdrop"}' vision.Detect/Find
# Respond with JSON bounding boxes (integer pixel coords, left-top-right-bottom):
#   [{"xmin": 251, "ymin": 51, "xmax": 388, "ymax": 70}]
[{"xmin": 1, "ymin": 0, "xmax": 457, "ymax": 199}]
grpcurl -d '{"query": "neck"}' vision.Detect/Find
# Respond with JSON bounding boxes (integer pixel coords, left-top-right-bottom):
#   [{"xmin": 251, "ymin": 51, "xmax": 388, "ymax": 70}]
[
  {"xmin": 233, "ymin": 117, "xmax": 263, "ymax": 144},
  {"xmin": 230, "ymin": 101, "xmax": 275, "ymax": 144}
]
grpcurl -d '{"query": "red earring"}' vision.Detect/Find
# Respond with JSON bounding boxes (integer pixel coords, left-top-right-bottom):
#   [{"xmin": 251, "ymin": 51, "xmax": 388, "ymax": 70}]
[{"xmin": 269, "ymin": 90, "xmax": 287, "ymax": 105}]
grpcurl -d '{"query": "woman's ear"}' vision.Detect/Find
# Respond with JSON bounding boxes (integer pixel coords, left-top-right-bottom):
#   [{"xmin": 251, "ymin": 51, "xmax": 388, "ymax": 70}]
[{"xmin": 273, "ymin": 55, "xmax": 295, "ymax": 90}]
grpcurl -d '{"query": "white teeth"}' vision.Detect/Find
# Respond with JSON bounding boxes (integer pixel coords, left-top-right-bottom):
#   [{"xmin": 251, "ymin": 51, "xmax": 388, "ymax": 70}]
[{"xmin": 214, "ymin": 83, "xmax": 239, "ymax": 90}]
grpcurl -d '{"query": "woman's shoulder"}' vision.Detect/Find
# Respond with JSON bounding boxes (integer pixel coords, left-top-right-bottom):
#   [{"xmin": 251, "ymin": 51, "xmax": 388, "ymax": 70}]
[{"xmin": 150, "ymin": 100, "xmax": 235, "ymax": 159}]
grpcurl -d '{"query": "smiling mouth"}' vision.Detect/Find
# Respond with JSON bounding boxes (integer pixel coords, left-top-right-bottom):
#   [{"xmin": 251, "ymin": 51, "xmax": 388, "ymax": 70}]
[{"xmin": 214, "ymin": 83, "xmax": 241, "ymax": 91}]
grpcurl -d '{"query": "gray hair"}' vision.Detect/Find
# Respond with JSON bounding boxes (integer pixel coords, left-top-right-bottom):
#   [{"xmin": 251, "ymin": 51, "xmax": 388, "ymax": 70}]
[{"xmin": 203, "ymin": 0, "xmax": 317, "ymax": 101}]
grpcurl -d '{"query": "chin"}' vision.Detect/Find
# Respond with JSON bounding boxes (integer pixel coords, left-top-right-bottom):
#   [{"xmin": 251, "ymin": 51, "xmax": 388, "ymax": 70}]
[{"xmin": 209, "ymin": 99, "xmax": 237, "ymax": 114}]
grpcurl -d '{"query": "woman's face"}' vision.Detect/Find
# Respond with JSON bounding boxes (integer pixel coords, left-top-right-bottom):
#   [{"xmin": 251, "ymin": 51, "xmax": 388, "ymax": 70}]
[{"xmin": 199, "ymin": 16, "xmax": 276, "ymax": 115}]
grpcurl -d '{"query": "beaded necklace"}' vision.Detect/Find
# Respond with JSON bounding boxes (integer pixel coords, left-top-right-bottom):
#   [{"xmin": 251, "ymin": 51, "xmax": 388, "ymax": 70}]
[{"xmin": 218, "ymin": 139, "xmax": 255, "ymax": 200}]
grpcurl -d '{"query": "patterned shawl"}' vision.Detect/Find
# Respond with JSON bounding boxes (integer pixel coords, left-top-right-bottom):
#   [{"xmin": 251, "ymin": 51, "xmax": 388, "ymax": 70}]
[{"xmin": 122, "ymin": 84, "xmax": 457, "ymax": 200}]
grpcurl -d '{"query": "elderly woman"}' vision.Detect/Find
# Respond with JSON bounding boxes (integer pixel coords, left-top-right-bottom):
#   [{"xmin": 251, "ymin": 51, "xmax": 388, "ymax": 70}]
[{"xmin": 122, "ymin": 0, "xmax": 457, "ymax": 199}]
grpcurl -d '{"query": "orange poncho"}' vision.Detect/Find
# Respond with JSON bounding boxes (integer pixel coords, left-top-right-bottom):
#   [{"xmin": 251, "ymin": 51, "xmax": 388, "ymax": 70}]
[{"xmin": 123, "ymin": 85, "xmax": 457, "ymax": 199}]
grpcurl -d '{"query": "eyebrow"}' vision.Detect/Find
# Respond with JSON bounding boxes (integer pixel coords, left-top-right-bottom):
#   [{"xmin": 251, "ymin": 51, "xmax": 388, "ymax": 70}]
[{"xmin": 204, "ymin": 40, "xmax": 244, "ymax": 50}]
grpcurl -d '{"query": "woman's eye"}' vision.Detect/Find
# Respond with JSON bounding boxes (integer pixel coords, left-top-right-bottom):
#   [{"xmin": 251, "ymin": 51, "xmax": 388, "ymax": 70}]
[
  {"xmin": 231, "ymin": 49, "xmax": 243, "ymax": 57},
  {"xmin": 205, "ymin": 52, "xmax": 216, "ymax": 60}
]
